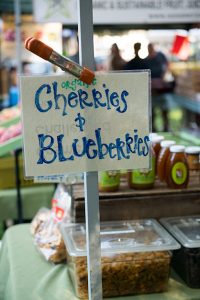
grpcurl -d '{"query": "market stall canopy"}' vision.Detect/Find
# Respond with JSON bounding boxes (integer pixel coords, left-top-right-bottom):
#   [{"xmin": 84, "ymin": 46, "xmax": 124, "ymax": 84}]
[
  {"xmin": 0, "ymin": 0, "xmax": 199, "ymax": 30},
  {"xmin": 0, "ymin": 0, "xmax": 32, "ymax": 14}
]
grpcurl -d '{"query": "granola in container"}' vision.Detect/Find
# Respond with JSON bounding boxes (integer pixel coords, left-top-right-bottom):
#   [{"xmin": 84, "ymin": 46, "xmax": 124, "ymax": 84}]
[{"xmin": 60, "ymin": 219, "xmax": 180, "ymax": 298}]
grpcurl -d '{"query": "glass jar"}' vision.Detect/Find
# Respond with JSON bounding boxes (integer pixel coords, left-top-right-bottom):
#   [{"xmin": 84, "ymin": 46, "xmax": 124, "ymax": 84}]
[
  {"xmin": 150, "ymin": 135, "xmax": 164, "ymax": 173},
  {"xmin": 185, "ymin": 146, "xmax": 200, "ymax": 171},
  {"xmin": 150, "ymin": 135, "xmax": 164, "ymax": 158},
  {"xmin": 120, "ymin": 169, "xmax": 127, "ymax": 178},
  {"xmin": 165, "ymin": 145, "xmax": 189, "ymax": 189},
  {"xmin": 185, "ymin": 146, "xmax": 200, "ymax": 186},
  {"xmin": 157, "ymin": 140, "xmax": 176, "ymax": 182},
  {"xmin": 98, "ymin": 171, "xmax": 120, "ymax": 192},
  {"xmin": 128, "ymin": 147, "xmax": 156, "ymax": 189}
]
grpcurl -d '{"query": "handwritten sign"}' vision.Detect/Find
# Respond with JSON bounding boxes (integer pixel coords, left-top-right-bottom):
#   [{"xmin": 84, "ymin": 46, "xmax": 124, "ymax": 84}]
[{"xmin": 20, "ymin": 72, "xmax": 150, "ymax": 177}]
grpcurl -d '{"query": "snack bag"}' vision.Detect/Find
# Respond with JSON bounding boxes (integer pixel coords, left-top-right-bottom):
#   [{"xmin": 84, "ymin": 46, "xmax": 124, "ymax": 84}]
[
  {"xmin": 30, "ymin": 207, "xmax": 51, "ymax": 235},
  {"xmin": 31, "ymin": 184, "xmax": 71, "ymax": 263}
]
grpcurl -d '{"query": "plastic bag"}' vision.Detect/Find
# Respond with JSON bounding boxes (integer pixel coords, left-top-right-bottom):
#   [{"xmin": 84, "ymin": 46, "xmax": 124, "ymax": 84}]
[
  {"xmin": 30, "ymin": 207, "xmax": 51, "ymax": 235},
  {"xmin": 31, "ymin": 184, "xmax": 71, "ymax": 263}
]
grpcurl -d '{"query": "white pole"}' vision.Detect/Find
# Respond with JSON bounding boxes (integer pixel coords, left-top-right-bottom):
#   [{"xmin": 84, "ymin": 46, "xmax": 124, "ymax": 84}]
[
  {"xmin": 77, "ymin": 1, "xmax": 103, "ymax": 299},
  {"xmin": 14, "ymin": 0, "xmax": 22, "ymax": 75}
]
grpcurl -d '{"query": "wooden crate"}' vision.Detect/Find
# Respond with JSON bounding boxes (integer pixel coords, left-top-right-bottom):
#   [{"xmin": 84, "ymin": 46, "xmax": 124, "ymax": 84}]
[{"xmin": 67, "ymin": 177, "xmax": 200, "ymax": 223}]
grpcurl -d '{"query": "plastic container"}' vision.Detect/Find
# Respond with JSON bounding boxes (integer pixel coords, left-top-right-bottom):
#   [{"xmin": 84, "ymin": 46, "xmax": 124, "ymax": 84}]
[
  {"xmin": 60, "ymin": 219, "xmax": 180, "ymax": 298},
  {"xmin": 157, "ymin": 140, "xmax": 176, "ymax": 182},
  {"xmin": 165, "ymin": 145, "xmax": 189, "ymax": 189},
  {"xmin": 128, "ymin": 147, "xmax": 156, "ymax": 189},
  {"xmin": 160, "ymin": 216, "xmax": 200, "ymax": 288},
  {"xmin": 98, "ymin": 171, "xmax": 120, "ymax": 192}
]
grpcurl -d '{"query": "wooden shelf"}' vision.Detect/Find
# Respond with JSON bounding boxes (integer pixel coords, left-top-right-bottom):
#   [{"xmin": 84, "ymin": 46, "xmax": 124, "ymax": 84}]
[{"xmin": 68, "ymin": 178, "xmax": 200, "ymax": 222}]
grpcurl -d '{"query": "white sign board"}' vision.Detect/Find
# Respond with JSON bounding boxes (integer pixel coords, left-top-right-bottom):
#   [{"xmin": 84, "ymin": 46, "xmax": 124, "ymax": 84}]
[
  {"xmin": 33, "ymin": 0, "xmax": 200, "ymax": 24},
  {"xmin": 21, "ymin": 72, "xmax": 150, "ymax": 177}
]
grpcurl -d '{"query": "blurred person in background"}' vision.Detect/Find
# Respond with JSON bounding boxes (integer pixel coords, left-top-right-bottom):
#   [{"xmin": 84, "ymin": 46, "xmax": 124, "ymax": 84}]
[
  {"xmin": 123, "ymin": 42, "xmax": 148, "ymax": 70},
  {"xmin": 146, "ymin": 43, "xmax": 171, "ymax": 132},
  {"xmin": 22, "ymin": 61, "xmax": 32, "ymax": 75},
  {"xmin": 107, "ymin": 43, "xmax": 126, "ymax": 71},
  {"xmin": 67, "ymin": 33, "xmax": 79, "ymax": 64},
  {"xmin": 146, "ymin": 43, "xmax": 168, "ymax": 80},
  {"xmin": 3, "ymin": 62, "xmax": 33, "ymax": 109},
  {"xmin": 2, "ymin": 66, "xmax": 19, "ymax": 109}
]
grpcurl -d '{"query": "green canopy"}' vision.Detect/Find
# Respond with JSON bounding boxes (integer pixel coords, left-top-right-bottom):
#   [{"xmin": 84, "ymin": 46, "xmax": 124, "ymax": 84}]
[{"xmin": 0, "ymin": 0, "xmax": 32, "ymax": 14}]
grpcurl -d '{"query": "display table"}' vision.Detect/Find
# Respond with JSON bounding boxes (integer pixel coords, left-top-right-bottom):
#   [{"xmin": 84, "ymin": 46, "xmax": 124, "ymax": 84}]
[
  {"xmin": 1, "ymin": 224, "xmax": 200, "ymax": 300},
  {"xmin": 0, "ymin": 185, "xmax": 55, "ymax": 221},
  {"xmin": 171, "ymin": 94, "xmax": 200, "ymax": 114},
  {"xmin": 167, "ymin": 93, "xmax": 200, "ymax": 129}
]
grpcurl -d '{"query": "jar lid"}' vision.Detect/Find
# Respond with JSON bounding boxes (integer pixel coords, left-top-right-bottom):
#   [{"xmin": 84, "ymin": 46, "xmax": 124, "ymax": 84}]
[
  {"xmin": 160, "ymin": 140, "xmax": 176, "ymax": 148},
  {"xmin": 149, "ymin": 133, "xmax": 158, "ymax": 140},
  {"xmin": 170, "ymin": 145, "xmax": 185, "ymax": 153},
  {"xmin": 185, "ymin": 146, "xmax": 200, "ymax": 154},
  {"xmin": 150, "ymin": 135, "xmax": 164, "ymax": 143}
]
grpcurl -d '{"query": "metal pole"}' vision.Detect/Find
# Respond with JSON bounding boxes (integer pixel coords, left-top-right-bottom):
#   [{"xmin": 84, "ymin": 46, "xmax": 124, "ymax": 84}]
[
  {"xmin": 77, "ymin": 1, "xmax": 102, "ymax": 299},
  {"xmin": 14, "ymin": 0, "xmax": 23, "ymax": 223},
  {"xmin": 14, "ymin": 148, "xmax": 23, "ymax": 223},
  {"xmin": 14, "ymin": 0, "xmax": 22, "ymax": 75}
]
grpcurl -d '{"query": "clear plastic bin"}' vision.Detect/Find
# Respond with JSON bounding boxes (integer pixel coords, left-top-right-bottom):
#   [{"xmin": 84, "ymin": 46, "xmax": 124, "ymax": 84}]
[
  {"xmin": 160, "ymin": 215, "xmax": 200, "ymax": 288},
  {"xmin": 60, "ymin": 219, "xmax": 180, "ymax": 298}
]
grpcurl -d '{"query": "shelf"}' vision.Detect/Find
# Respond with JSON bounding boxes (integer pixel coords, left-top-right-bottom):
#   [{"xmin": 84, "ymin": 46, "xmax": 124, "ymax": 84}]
[{"xmin": 67, "ymin": 178, "xmax": 200, "ymax": 222}]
